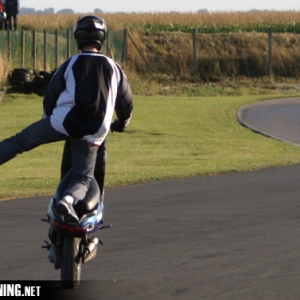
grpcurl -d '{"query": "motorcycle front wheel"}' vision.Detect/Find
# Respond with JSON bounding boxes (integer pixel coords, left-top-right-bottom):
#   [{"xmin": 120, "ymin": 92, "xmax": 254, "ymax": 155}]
[{"xmin": 60, "ymin": 235, "xmax": 82, "ymax": 289}]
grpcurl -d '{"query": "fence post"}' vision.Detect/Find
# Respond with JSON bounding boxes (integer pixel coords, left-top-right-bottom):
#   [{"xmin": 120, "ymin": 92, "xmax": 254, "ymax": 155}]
[
  {"xmin": 268, "ymin": 29, "xmax": 273, "ymax": 76},
  {"xmin": 55, "ymin": 29, "xmax": 59, "ymax": 68},
  {"xmin": 21, "ymin": 30, "xmax": 25, "ymax": 68},
  {"xmin": 192, "ymin": 29, "xmax": 198, "ymax": 74},
  {"xmin": 32, "ymin": 30, "xmax": 36, "ymax": 70},
  {"xmin": 7, "ymin": 30, "xmax": 11, "ymax": 61},
  {"xmin": 121, "ymin": 28, "xmax": 128, "ymax": 65},
  {"xmin": 67, "ymin": 29, "xmax": 71, "ymax": 59},
  {"xmin": 43, "ymin": 30, "xmax": 47, "ymax": 71}
]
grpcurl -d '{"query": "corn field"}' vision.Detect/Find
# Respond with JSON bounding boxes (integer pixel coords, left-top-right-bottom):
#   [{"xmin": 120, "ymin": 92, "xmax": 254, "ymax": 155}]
[{"xmin": 16, "ymin": 11, "xmax": 300, "ymax": 33}]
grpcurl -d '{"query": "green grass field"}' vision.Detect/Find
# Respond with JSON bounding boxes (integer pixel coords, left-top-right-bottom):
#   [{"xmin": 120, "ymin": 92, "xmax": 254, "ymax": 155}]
[{"xmin": 0, "ymin": 92, "xmax": 300, "ymax": 200}]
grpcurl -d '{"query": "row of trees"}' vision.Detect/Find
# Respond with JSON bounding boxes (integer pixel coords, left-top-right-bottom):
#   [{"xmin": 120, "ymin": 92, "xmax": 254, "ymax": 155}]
[
  {"xmin": 19, "ymin": 8, "xmax": 104, "ymax": 15},
  {"xmin": 19, "ymin": 8, "xmax": 291, "ymax": 15}
]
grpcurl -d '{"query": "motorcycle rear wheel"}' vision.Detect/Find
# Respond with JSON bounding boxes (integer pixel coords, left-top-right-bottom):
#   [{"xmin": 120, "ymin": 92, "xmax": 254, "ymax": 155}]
[{"xmin": 60, "ymin": 235, "xmax": 82, "ymax": 289}]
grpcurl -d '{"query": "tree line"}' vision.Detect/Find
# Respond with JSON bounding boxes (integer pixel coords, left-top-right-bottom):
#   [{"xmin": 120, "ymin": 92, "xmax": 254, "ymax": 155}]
[{"xmin": 19, "ymin": 7, "xmax": 104, "ymax": 15}]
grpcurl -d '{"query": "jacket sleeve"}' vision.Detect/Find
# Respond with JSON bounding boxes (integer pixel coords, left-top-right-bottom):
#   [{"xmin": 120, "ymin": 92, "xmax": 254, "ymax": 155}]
[
  {"xmin": 43, "ymin": 59, "xmax": 70, "ymax": 116},
  {"xmin": 114, "ymin": 64, "xmax": 133, "ymax": 124}
]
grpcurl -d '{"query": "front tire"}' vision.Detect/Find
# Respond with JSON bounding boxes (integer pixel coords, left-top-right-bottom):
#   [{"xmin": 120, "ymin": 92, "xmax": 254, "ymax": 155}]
[{"xmin": 60, "ymin": 236, "xmax": 82, "ymax": 289}]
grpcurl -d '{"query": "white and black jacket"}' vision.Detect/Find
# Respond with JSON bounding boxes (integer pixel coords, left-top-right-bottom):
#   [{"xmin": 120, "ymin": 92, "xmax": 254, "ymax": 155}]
[{"xmin": 43, "ymin": 51, "xmax": 133, "ymax": 146}]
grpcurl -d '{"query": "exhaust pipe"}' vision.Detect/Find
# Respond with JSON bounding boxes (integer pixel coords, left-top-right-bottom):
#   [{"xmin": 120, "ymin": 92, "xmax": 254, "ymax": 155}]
[
  {"xmin": 48, "ymin": 244, "xmax": 57, "ymax": 263},
  {"xmin": 83, "ymin": 237, "xmax": 99, "ymax": 263}
]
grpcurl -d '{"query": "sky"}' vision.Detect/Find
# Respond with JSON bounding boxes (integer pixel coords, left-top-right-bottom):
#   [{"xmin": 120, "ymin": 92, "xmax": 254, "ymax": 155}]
[{"xmin": 19, "ymin": 0, "xmax": 300, "ymax": 13}]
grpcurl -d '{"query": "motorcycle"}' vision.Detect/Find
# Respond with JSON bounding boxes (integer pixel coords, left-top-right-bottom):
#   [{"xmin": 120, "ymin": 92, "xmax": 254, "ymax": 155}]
[{"xmin": 41, "ymin": 172, "xmax": 111, "ymax": 289}]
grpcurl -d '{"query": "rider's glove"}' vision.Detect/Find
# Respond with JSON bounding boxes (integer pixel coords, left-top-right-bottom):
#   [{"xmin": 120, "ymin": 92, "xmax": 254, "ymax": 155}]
[{"xmin": 110, "ymin": 118, "xmax": 126, "ymax": 132}]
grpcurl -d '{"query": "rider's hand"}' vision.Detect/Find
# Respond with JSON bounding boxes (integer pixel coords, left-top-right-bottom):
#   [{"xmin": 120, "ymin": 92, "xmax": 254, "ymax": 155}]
[{"xmin": 110, "ymin": 119, "xmax": 126, "ymax": 132}]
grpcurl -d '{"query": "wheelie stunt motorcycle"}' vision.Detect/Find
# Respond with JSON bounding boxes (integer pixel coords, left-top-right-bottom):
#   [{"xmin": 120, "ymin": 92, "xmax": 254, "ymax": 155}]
[{"xmin": 41, "ymin": 172, "xmax": 111, "ymax": 289}]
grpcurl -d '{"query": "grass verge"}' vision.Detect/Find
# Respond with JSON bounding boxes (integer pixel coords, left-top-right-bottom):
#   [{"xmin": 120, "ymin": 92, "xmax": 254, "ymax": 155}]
[{"xmin": 0, "ymin": 92, "xmax": 300, "ymax": 199}]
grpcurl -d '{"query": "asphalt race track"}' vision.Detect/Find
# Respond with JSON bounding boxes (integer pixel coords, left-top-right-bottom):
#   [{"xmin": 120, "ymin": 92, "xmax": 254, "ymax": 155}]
[
  {"xmin": 1, "ymin": 98, "xmax": 300, "ymax": 299},
  {"xmin": 237, "ymin": 97, "xmax": 300, "ymax": 146}
]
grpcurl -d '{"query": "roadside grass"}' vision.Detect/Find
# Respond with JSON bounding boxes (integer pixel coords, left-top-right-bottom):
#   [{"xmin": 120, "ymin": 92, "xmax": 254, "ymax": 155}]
[
  {"xmin": 127, "ymin": 74, "xmax": 298, "ymax": 97},
  {"xmin": 0, "ymin": 92, "xmax": 300, "ymax": 199}
]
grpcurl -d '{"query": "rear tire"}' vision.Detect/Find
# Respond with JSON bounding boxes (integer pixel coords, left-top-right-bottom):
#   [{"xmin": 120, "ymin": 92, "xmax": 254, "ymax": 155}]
[{"xmin": 60, "ymin": 236, "xmax": 82, "ymax": 289}]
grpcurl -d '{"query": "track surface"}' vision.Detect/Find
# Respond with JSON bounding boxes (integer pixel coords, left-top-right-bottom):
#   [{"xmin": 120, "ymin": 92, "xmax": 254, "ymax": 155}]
[
  {"xmin": 1, "ymin": 97, "xmax": 300, "ymax": 299},
  {"xmin": 237, "ymin": 97, "xmax": 300, "ymax": 145}
]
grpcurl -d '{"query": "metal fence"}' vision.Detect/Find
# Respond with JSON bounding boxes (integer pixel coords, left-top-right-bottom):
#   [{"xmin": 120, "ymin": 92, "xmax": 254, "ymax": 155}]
[
  {"xmin": 0, "ymin": 29, "xmax": 127, "ymax": 71},
  {"xmin": 0, "ymin": 29, "xmax": 285, "ymax": 78}
]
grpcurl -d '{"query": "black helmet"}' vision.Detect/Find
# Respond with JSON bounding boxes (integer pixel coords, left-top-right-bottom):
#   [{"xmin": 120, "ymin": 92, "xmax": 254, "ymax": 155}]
[{"xmin": 73, "ymin": 15, "xmax": 107, "ymax": 50}]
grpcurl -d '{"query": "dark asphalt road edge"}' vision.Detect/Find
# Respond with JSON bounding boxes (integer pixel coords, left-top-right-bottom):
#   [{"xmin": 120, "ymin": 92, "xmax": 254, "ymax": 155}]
[{"xmin": 236, "ymin": 100, "xmax": 300, "ymax": 147}]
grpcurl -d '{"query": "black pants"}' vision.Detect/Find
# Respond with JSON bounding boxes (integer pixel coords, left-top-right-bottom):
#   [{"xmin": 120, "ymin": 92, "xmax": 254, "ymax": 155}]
[
  {"xmin": 61, "ymin": 139, "xmax": 107, "ymax": 201},
  {"xmin": 0, "ymin": 117, "xmax": 97, "ymax": 202},
  {"xmin": 5, "ymin": 13, "xmax": 17, "ymax": 30}
]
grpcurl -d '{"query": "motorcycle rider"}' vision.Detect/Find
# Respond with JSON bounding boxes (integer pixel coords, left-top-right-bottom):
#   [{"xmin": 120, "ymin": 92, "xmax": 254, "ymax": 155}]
[
  {"xmin": 0, "ymin": 15, "xmax": 133, "ymax": 222},
  {"xmin": 60, "ymin": 15, "xmax": 133, "ymax": 205}
]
